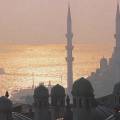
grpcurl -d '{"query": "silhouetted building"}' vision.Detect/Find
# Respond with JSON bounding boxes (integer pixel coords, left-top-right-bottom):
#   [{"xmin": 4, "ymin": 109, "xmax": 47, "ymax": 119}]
[
  {"xmin": 100, "ymin": 57, "xmax": 108, "ymax": 73},
  {"xmin": 97, "ymin": 83, "xmax": 120, "ymax": 109},
  {"xmin": 88, "ymin": 3, "xmax": 120, "ymax": 98},
  {"xmin": 51, "ymin": 84, "xmax": 65, "ymax": 107},
  {"xmin": 0, "ymin": 96, "xmax": 13, "ymax": 120},
  {"xmin": 71, "ymin": 77, "xmax": 113, "ymax": 120},
  {"xmin": 33, "ymin": 85, "xmax": 51, "ymax": 120},
  {"xmin": 113, "ymin": 81, "xmax": 120, "ymax": 106},
  {"xmin": 63, "ymin": 96, "xmax": 73, "ymax": 120},
  {"xmin": 95, "ymin": 80, "xmax": 120, "ymax": 110},
  {"xmin": 51, "ymin": 84, "xmax": 65, "ymax": 120}
]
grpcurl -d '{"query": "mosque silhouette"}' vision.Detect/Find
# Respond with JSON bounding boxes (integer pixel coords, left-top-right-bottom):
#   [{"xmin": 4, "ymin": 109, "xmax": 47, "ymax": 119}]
[{"xmin": 1, "ymin": 3, "xmax": 120, "ymax": 120}]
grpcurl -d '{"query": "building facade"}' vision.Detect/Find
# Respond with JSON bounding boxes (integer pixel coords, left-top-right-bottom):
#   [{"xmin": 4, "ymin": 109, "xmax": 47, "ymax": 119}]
[{"xmin": 88, "ymin": 3, "xmax": 120, "ymax": 98}]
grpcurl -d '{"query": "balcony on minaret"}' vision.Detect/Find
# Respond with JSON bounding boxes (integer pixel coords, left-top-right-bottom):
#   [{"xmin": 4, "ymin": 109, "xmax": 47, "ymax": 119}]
[
  {"xmin": 115, "ymin": 33, "xmax": 120, "ymax": 39},
  {"xmin": 66, "ymin": 57, "xmax": 74, "ymax": 62},
  {"xmin": 66, "ymin": 33, "xmax": 73, "ymax": 39},
  {"xmin": 65, "ymin": 45, "xmax": 74, "ymax": 50}
]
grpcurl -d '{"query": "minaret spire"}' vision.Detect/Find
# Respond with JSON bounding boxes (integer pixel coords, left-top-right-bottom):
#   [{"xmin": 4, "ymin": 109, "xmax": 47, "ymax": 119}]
[
  {"xmin": 116, "ymin": 0, "xmax": 120, "ymax": 22},
  {"xmin": 117, "ymin": 0, "xmax": 119, "ymax": 9},
  {"xmin": 115, "ymin": 1, "xmax": 120, "ymax": 48},
  {"xmin": 111, "ymin": 1, "xmax": 120, "ymax": 83},
  {"xmin": 67, "ymin": 3, "xmax": 72, "ymax": 35},
  {"xmin": 66, "ymin": 4, "xmax": 74, "ymax": 98}
]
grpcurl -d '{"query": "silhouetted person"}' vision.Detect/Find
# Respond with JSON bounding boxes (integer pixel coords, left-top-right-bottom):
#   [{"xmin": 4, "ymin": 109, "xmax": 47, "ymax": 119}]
[{"xmin": 5, "ymin": 91, "xmax": 9, "ymax": 98}]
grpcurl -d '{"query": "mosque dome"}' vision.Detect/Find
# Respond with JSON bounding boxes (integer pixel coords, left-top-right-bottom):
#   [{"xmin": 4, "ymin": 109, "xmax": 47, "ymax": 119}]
[
  {"xmin": 113, "ymin": 82, "xmax": 120, "ymax": 95},
  {"xmin": 72, "ymin": 78, "xmax": 113, "ymax": 120},
  {"xmin": 0, "ymin": 96, "xmax": 12, "ymax": 111},
  {"xmin": 100, "ymin": 57, "xmax": 107, "ymax": 63},
  {"xmin": 51, "ymin": 84, "xmax": 65, "ymax": 97},
  {"xmin": 72, "ymin": 77, "xmax": 94, "ymax": 97},
  {"xmin": 34, "ymin": 85, "xmax": 49, "ymax": 98},
  {"xmin": 100, "ymin": 57, "xmax": 108, "ymax": 69}
]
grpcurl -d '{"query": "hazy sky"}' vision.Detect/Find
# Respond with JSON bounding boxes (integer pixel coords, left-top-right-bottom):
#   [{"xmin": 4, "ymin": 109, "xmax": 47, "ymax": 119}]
[{"xmin": 0, "ymin": 0, "xmax": 117, "ymax": 45}]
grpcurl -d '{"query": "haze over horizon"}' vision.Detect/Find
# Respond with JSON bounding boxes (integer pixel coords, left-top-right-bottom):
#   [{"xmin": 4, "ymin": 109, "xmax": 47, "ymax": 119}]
[
  {"xmin": 0, "ymin": 0, "xmax": 117, "ymax": 45},
  {"xmin": 0, "ymin": 0, "xmax": 118, "ymax": 96}
]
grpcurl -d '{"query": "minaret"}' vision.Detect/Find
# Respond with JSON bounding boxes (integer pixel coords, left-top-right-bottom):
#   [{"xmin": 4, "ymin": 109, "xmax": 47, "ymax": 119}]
[
  {"xmin": 113, "ymin": 2, "xmax": 120, "ymax": 59},
  {"xmin": 111, "ymin": 2, "xmax": 120, "ymax": 83},
  {"xmin": 115, "ymin": 2, "xmax": 120, "ymax": 48},
  {"xmin": 66, "ymin": 4, "xmax": 74, "ymax": 96}
]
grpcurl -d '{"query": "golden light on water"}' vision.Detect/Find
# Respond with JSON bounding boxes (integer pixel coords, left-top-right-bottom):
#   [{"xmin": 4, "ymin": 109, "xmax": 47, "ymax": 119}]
[{"xmin": 0, "ymin": 43, "xmax": 113, "ymax": 95}]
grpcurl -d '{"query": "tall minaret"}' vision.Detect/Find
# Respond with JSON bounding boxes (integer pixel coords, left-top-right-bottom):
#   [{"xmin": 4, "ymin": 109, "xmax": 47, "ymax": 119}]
[
  {"xmin": 115, "ymin": 2, "xmax": 120, "ymax": 48},
  {"xmin": 111, "ymin": 2, "xmax": 120, "ymax": 83},
  {"xmin": 66, "ymin": 4, "xmax": 74, "ymax": 96},
  {"xmin": 113, "ymin": 2, "xmax": 120, "ymax": 58}
]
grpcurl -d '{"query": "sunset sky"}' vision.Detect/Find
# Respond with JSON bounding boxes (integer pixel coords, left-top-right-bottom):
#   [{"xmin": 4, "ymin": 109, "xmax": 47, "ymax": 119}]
[
  {"xmin": 0, "ymin": 0, "xmax": 116, "ymax": 45},
  {"xmin": 0, "ymin": 0, "xmax": 118, "ymax": 95}
]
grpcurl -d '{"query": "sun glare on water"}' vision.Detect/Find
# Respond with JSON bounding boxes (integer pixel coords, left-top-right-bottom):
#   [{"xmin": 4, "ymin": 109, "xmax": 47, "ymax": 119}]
[{"xmin": 0, "ymin": 43, "xmax": 113, "ymax": 95}]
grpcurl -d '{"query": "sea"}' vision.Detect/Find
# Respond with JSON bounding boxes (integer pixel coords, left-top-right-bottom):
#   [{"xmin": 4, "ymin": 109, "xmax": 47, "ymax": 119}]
[{"xmin": 0, "ymin": 43, "xmax": 113, "ymax": 96}]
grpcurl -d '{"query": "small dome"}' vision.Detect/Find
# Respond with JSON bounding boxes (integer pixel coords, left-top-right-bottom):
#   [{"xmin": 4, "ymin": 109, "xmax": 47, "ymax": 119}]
[
  {"xmin": 34, "ymin": 85, "xmax": 49, "ymax": 98},
  {"xmin": 100, "ymin": 57, "xmax": 107, "ymax": 63},
  {"xmin": 72, "ymin": 77, "xmax": 94, "ymax": 97},
  {"xmin": 100, "ymin": 57, "xmax": 108, "ymax": 68},
  {"xmin": 51, "ymin": 84, "xmax": 65, "ymax": 97},
  {"xmin": 0, "ymin": 96, "xmax": 12, "ymax": 111},
  {"xmin": 113, "ymin": 82, "xmax": 120, "ymax": 95}
]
